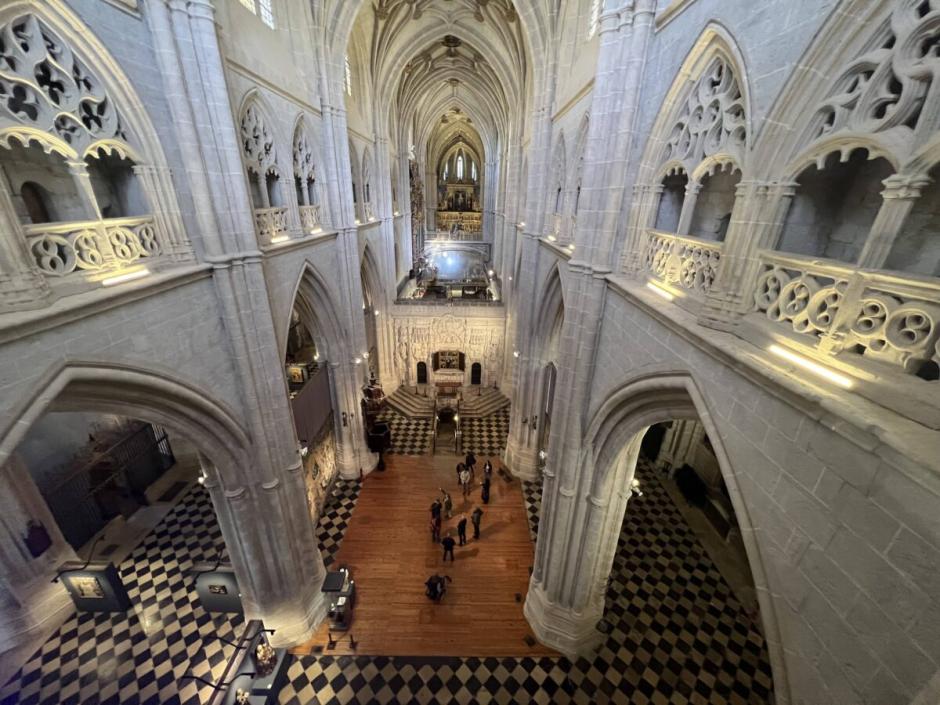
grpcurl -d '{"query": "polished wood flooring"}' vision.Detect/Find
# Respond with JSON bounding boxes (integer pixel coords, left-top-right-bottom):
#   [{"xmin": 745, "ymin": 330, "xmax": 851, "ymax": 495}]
[{"xmin": 292, "ymin": 452, "xmax": 556, "ymax": 657}]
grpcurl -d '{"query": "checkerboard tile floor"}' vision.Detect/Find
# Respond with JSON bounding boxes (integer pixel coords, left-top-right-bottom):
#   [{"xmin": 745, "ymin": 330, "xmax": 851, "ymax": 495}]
[
  {"xmin": 376, "ymin": 410, "xmax": 431, "ymax": 455},
  {"xmin": 522, "ymin": 478, "xmax": 542, "ymax": 542},
  {"xmin": 277, "ymin": 458, "xmax": 774, "ymax": 704},
  {"xmin": 0, "ymin": 484, "xmax": 244, "ymax": 705},
  {"xmin": 317, "ymin": 479, "xmax": 362, "ymax": 569},
  {"xmin": 461, "ymin": 408, "xmax": 510, "ymax": 457}
]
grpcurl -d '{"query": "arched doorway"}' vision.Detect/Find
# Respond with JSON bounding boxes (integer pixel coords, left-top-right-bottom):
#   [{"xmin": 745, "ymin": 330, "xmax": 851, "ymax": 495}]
[
  {"xmin": 470, "ymin": 362, "xmax": 482, "ymax": 385},
  {"xmin": 527, "ymin": 374, "xmax": 786, "ymax": 705},
  {"xmin": 417, "ymin": 361, "xmax": 428, "ymax": 384}
]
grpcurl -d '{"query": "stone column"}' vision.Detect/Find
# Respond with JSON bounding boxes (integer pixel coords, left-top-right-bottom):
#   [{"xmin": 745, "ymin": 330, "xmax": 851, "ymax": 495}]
[
  {"xmin": 698, "ymin": 180, "xmax": 797, "ymax": 331},
  {"xmin": 0, "ymin": 457, "xmax": 77, "ymax": 657},
  {"xmin": 525, "ymin": 0, "xmax": 657, "ymax": 657},
  {"xmin": 132, "ymin": 164, "xmax": 195, "ymax": 262},
  {"xmin": 857, "ymin": 174, "xmax": 932, "ymax": 269},
  {"xmin": 0, "ymin": 176, "xmax": 52, "ymax": 311},
  {"xmin": 621, "ymin": 182, "xmax": 663, "ymax": 275},
  {"xmin": 675, "ymin": 180, "xmax": 701, "ymax": 236},
  {"xmin": 66, "ymin": 161, "xmax": 102, "ymax": 221}
]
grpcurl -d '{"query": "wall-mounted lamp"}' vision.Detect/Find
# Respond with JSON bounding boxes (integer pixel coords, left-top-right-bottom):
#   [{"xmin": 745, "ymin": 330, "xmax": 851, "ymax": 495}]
[
  {"xmin": 768, "ymin": 344, "xmax": 853, "ymax": 389},
  {"xmin": 102, "ymin": 268, "xmax": 150, "ymax": 287},
  {"xmin": 646, "ymin": 280, "xmax": 674, "ymax": 301},
  {"xmin": 630, "ymin": 478, "xmax": 643, "ymax": 497},
  {"xmin": 547, "ymin": 235, "xmax": 557, "ymax": 242},
  {"xmin": 374, "ymin": 310, "xmax": 380, "ymax": 317},
  {"xmin": 538, "ymin": 449, "xmax": 547, "ymax": 461},
  {"xmin": 314, "ymin": 352, "xmax": 320, "ymax": 361},
  {"xmin": 299, "ymin": 441, "xmax": 309, "ymax": 458},
  {"xmin": 354, "ymin": 357, "xmax": 362, "ymax": 365},
  {"xmin": 513, "ymin": 350, "xmax": 520, "ymax": 358},
  {"xmin": 362, "ymin": 351, "xmax": 370, "ymax": 359},
  {"xmin": 487, "ymin": 269, "xmax": 495, "ymax": 277}
]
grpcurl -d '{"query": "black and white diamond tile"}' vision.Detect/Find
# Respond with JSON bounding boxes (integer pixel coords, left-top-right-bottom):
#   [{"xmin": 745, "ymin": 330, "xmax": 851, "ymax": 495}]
[
  {"xmin": 522, "ymin": 478, "xmax": 542, "ymax": 542},
  {"xmin": 277, "ymin": 458, "xmax": 774, "ymax": 705},
  {"xmin": 461, "ymin": 408, "xmax": 510, "ymax": 457},
  {"xmin": 0, "ymin": 484, "xmax": 244, "ymax": 705},
  {"xmin": 376, "ymin": 410, "xmax": 431, "ymax": 455},
  {"xmin": 317, "ymin": 479, "xmax": 361, "ymax": 569}
]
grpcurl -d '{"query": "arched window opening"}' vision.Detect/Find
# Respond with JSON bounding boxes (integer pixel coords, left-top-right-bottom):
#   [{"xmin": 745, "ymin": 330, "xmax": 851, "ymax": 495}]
[
  {"xmin": 0, "ymin": 141, "xmax": 86, "ymax": 224},
  {"xmin": 574, "ymin": 185, "xmax": 582, "ymax": 214},
  {"xmin": 688, "ymin": 164, "xmax": 741, "ymax": 242},
  {"xmin": 777, "ymin": 150, "xmax": 894, "ymax": 263},
  {"xmin": 416, "ymin": 361, "xmax": 428, "ymax": 385},
  {"xmin": 456, "ymin": 155, "xmax": 464, "ymax": 180},
  {"xmin": 554, "ymin": 187, "xmax": 563, "ymax": 214},
  {"xmin": 85, "ymin": 151, "xmax": 148, "ymax": 220},
  {"xmin": 306, "ymin": 178, "xmax": 317, "ymax": 206},
  {"xmin": 352, "ymin": 182, "xmax": 358, "ymax": 204},
  {"xmin": 247, "ymin": 170, "xmax": 265, "ymax": 209},
  {"xmin": 884, "ymin": 166, "xmax": 940, "ymax": 277},
  {"xmin": 265, "ymin": 171, "xmax": 283, "ymax": 207},
  {"xmin": 653, "ymin": 171, "xmax": 688, "ymax": 232},
  {"xmin": 443, "ymin": 163, "xmax": 449, "ymax": 181},
  {"xmin": 295, "ymin": 176, "xmax": 305, "ymax": 206},
  {"xmin": 471, "ymin": 162, "xmax": 478, "ymax": 182},
  {"xmin": 345, "ymin": 55, "xmax": 353, "ymax": 96}
]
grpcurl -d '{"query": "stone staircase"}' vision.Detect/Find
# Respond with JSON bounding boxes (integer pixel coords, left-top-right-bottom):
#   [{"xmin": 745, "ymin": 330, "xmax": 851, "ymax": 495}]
[
  {"xmin": 458, "ymin": 387, "xmax": 510, "ymax": 418},
  {"xmin": 386, "ymin": 387, "xmax": 435, "ymax": 418}
]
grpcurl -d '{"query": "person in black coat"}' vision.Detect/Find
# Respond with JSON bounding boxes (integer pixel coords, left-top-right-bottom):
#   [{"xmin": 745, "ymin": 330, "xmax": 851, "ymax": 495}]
[
  {"xmin": 441, "ymin": 533, "xmax": 456, "ymax": 562},
  {"xmin": 465, "ymin": 452, "xmax": 476, "ymax": 474},
  {"xmin": 481, "ymin": 476, "xmax": 491, "ymax": 504},
  {"xmin": 471, "ymin": 507, "xmax": 483, "ymax": 539},
  {"xmin": 430, "ymin": 500, "xmax": 442, "ymax": 520},
  {"xmin": 457, "ymin": 515, "xmax": 468, "ymax": 545}
]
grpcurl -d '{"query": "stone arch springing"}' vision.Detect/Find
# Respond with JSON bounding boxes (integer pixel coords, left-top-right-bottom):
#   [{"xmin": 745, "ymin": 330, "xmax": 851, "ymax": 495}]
[
  {"xmin": 348, "ymin": 139, "xmax": 362, "ymax": 220},
  {"xmin": 570, "ymin": 113, "xmax": 590, "ymax": 216},
  {"xmin": 574, "ymin": 371, "xmax": 786, "ymax": 704}
]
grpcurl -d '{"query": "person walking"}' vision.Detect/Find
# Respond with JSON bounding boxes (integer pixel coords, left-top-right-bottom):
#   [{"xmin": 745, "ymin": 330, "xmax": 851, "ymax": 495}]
[
  {"xmin": 457, "ymin": 515, "xmax": 468, "ymax": 545},
  {"xmin": 456, "ymin": 462, "xmax": 465, "ymax": 487},
  {"xmin": 459, "ymin": 466, "xmax": 471, "ymax": 498},
  {"xmin": 471, "ymin": 506, "xmax": 483, "ymax": 539},
  {"xmin": 441, "ymin": 532, "xmax": 456, "ymax": 562},
  {"xmin": 465, "ymin": 451, "xmax": 476, "ymax": 475},
  {"xmin": 430, "ymin": 513, "xmax": 442, "ymax": 542},
  {"xmin": 483, "ymin": 459, "xmax": 493, "ymax": 480},
  {"xmin": 439, "ymin": 489, "xmax": 453, "ymax": 518},
  {"xmin": 481, "ymin": 476, "xmax": 491, "ymax": 505},
  {"xmin": 431, "ymin": 499, "xmax": 442, "ymax": 521}
]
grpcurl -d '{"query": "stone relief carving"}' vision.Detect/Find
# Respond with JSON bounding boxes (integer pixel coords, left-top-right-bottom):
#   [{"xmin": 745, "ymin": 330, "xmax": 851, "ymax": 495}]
[
  {"xmin": 661, "ymin": 56, "xmax": 746, "ymax": 170},
  {"xmin": 0, "ymin": 14, "xmax": 131, "ymax": 153},
  {"xmin": 240, "ymin": 101, "xmax": 277, "ymax": 174},
  {"xmin": 434, "ymin": 315, "xmax": 466, "ymax": 346},
  {"xmin": 800, "ymin": 3, "xmax": 940, "ymax": 161},
  {"xmin": 293, "ymin": 124, "xmax": 316, "ymax": 181}
]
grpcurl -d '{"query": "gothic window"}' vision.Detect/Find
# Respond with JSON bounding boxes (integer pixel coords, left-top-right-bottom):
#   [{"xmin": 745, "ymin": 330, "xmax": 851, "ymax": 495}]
[
  {"xmin": 654, "ymin": 169, "xmax": 687, "ymax": 232},
  {"xmin": 293, "ymin": 123, "xmax": 318, "ymax": 206},
  {"xmin": 20, "ymin": 181, "xmax": 50, "ymax": 224},
  {"xmin": 85, "ymin": 149, "xmax": 148, "ymax": 219},
  {"xmin": 471, "ymin": 162, "xmax": 477, "ymax": 182},
  {"xmin": 345, "ymin": 55, "xmax": 353, "ymax": 96},
  {"xmin": 660, "ymin": 56, "xmax": 746, "ymax": 172},
  {"xmin": 688, "ymin": 163, "xmax": 740, "ymax": 242},
  {"xmin": 456, "ymin": 155, "xmax": 464, "ymax": 180},
  {"xmin": 588, "ymin": 0, "xmax": 602, "ymax": 39},
  {"xmin": 443, "ymin": 163, "xmax": 449, "ymax": 181},
  {"xmin": 258, "ymin": 0, "xmax": 275, "ymax": 29},
  {"xmin": 0, "ymin": 141, "xmax": 84, "ymax": 223},
  {"xmin": 239, "ymin": 100, "xmax": 281, "ymax": 208}
]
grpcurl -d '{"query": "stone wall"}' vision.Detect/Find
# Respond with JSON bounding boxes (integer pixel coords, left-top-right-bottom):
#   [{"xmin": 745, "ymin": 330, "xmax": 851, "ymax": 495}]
[{"xmin": 302, "ymin": 415, "xmax": 337, "ymax": 521}]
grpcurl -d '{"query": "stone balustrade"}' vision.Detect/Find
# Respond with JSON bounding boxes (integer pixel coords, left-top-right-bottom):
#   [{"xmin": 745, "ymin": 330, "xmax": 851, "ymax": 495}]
[
  {"xmin": 24, "ymin": 216, "xmax": 162, "ymax": 279},
  {"xmin": 751, "ymin": 250, "xmax": 940, "ymax": 379},
  {"xmin": 254, "ymin": 206, "xmax": 290, "ymax": 243},
  {"xmin": 644, "ymin": 229, "xmax": 722, "ymax": 295},
  {"xmin": 363, "ymin": 202, "xmax": 376, "ymax": 221},
  {"xmin": 299, "ymin": 204, "xmax": 322, "ymax": 233}
]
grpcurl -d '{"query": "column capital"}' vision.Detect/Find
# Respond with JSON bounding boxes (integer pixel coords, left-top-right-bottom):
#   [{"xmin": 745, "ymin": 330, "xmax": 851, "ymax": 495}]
[{"xmin": 881, "ymin": 173, "xmax": 932, "ymax": 199}]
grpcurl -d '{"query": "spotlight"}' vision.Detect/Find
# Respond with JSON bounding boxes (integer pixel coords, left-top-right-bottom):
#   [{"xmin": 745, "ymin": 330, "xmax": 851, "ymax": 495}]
[
  {"xmin": 354, "ymin": 357, "xmax": 362, "ymax": 365},
  {"xmin": 768, "ymin": 345, "xmax": 853, "ymax": 389},
  {"xmin": 513, "ymin": 350, "xmax": 520, "ymax": 358},
  {"xmin": 646, "ymin": 281, "xmax": 674, "ymax": 301},
  {"xmin": 488, "ymin": 269, "xmax": 495, "ymax": 277}
]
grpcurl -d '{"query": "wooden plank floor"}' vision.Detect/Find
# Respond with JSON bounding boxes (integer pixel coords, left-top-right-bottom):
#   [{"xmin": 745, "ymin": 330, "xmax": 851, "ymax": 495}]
[{"xmin": 292, "ymin": 451, "xmax": 557, "ymax": 657}]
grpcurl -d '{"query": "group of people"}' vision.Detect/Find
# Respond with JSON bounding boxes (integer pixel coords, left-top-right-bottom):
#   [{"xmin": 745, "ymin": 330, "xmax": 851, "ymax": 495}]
[{"xmin": 425, "ymin": 453, "xmax": 498, "ymax": 602}]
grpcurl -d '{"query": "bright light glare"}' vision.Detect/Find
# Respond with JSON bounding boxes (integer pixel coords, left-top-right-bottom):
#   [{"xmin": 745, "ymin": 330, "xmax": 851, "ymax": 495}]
[
  {"xmin": 270, "ymin": 235, "xmax": 289, "ymax": 243},
  {"xmin": 768, "ymin": 345, "xmax": 854, "ymax": 389},
  {"xmin": 102, "ymin": 268, "xmax": 150, "ymax": 287},
  {"xmin": 646, "ymin": 281, "xmax": 674, "ymax": 301}
]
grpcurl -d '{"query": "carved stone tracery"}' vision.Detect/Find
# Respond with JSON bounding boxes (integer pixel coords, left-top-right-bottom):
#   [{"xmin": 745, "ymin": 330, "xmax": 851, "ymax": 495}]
[
  {"xmin": 0, "ymin": 14, "xmax": 131, "ymax": 154},
  {"xmin": 240, "ymin": 101, "xmax": 277, "ymax": 175}
]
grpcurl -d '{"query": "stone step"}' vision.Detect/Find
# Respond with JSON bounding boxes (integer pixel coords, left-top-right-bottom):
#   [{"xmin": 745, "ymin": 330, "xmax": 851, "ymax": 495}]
[
  {"xmin": 458, "ymin": 388, "xmax": 510, "ymax": 418},
  {"xmin": 387, "ymin": 388, "xmax": 435, "ymax": 418}
]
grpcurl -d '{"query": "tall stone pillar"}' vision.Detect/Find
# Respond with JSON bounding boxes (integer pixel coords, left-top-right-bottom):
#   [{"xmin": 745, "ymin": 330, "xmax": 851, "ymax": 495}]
[
  {"xmin": 857, "ymin": 174, "xmax": 931, "ymax": 269},
  {"xmin": 0, "ymin": 176, "xmax": 52, "ymax": 311},
  {"xmin": 675, "ymin": 180, "xmax": 701, "ymax": 236},
  {"xmin": 524, "ymin": 0, "xmax": 657, "ymax": 656},
  {"xmin": 0, "ymin": 457, "xmax": 77, "ymax": 658}
]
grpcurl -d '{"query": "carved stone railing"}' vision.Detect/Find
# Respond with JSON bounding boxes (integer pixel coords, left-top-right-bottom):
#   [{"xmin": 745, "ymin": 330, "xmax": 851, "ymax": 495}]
[
  {"xmin": 24, "ymin": 216, "xmax": 162, "ymax": 278},
  {"xmin": 644, "ymin": 229, "xmax": 722, "ymax": 295},
  {"xmin": 254, "ymin": 206, "xmax": 289, "ymax": 243},
  {"xmin": 299, "ymin": 204, "xmax": 322, "ymax": 233},
  {"xmin": 751, "ymin": 251, "xmax": 940, "ymax": 378}
]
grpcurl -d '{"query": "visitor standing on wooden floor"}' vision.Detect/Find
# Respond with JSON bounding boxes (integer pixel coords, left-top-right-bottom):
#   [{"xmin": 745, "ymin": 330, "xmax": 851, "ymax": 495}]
[
  {"xmin": 455, "ymin": 462, "xmax": 464, "ymax": 486},
  {"xmin": 441, "ymin": 532, "xmax": 456, "ymax": 562},
  {"xmin": 439, "ymin": 488, "xmax": 453, "ymax": 518},
  {"xmin": 481, "ymin": 476, "xmax": 491, "ymax": 504},
  {"xmin": 465, "ymin": 451, "xmax": 477, "ymax": 477},
  {"xmin": 483, "ymin": 459, "xmax": 493, "ymax": 480},
  {"xmin": 430, "ymin": 499, "xmax": 442, "ymax": 521},
  {"xmin": 430, "ymin": 513, "xmax": 442, "ymax": 542},
  {"xmin": 471, "ymin": 506, "xmax": 484, "ymax": 539},
  {"xmin": 459, "ymin": 466, "xmax": 471, "ymax": 498},
  {"xmin": 457, "ymin": 515, "xmax": 468, "ymax": 545}
]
